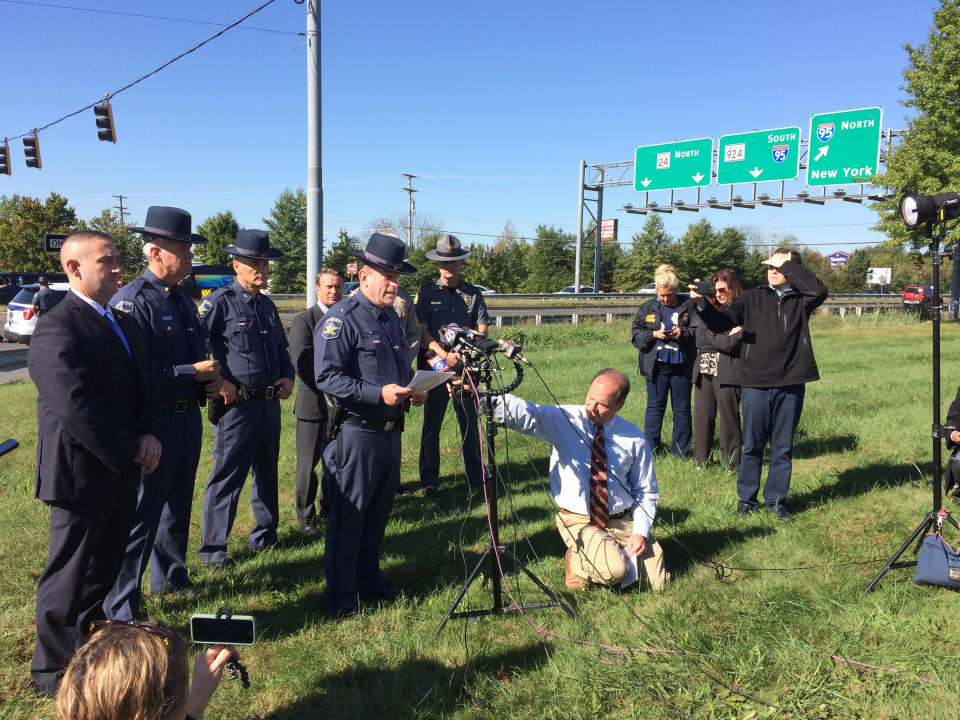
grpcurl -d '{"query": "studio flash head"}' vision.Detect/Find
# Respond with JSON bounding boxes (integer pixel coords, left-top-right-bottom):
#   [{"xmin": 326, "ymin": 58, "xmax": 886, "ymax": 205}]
[{"xmin": 898, "ymin": 191, "xmax": 960, "ymax": 228}]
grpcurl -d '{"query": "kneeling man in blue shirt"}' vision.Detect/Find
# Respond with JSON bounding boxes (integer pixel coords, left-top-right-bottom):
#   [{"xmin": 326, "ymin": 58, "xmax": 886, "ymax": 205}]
[{"xmin": 495, "ymin": 368, "xmax": 669, "ymax": 591}]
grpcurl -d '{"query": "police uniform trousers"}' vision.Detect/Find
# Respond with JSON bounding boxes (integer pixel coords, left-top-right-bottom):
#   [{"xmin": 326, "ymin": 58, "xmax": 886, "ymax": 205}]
[
  {"xmin": 199, "ymin": 398, "xmax": 280, "ymax": 564},
  {"xmin": 555, "ymin": 509, "xmax": 669, "ymax": 591},
  {"xmin": 105, "ymin": 406, "xmax": 202, "ymax": 620},
  {"xmin": 419, "ymin": 382, "xmax": 483, "ymax": 488},
  {"xmin": 295, "ymin": 418, "xmax": 332, "ymax": 524},
  {"xmin": 324, "ymin": 423, "xmax": 401, "ymax": 613},
  {"xmin": 32, "ymin": 486, "xmax": 137, "ymax": 693}
]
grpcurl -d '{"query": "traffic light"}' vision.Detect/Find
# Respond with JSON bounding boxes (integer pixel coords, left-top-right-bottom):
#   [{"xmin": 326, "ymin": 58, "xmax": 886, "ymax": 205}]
[
  {"xmin": 23, "ymin": 132, "xmax": 41, "ymax": 169},
  {"xmin": 0, "ymin": 140, "xmax": 10, "ymax": 176},
  {"xmin": 94, "ymin": 101, "xmax": 116, "ymax": 143}
]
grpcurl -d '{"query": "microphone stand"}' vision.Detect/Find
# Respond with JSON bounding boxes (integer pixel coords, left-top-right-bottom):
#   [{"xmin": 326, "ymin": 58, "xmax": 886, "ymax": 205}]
[
  {"xmin": 435, "ymin": 357, "xmax": 574, "ymax": 634},
  {"xmin": 866, "ymin": 219, "xmax": 960, "ymax": 591}
]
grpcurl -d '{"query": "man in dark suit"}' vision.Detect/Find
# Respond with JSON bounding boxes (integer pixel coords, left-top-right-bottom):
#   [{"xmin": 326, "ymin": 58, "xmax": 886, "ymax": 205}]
[
  {"xmin": 27, "ymin": 231, "xmax": 159, "ymax": 695},
  {"xmin": 290, "ymin": 268, "xmax": 343, "ymax": 535}
]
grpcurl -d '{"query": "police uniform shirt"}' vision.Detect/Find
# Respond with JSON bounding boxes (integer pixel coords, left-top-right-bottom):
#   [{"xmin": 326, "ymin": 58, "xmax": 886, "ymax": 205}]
[
  {"xmin": 415, "ymin": 278, "xmax": 491, "ymax": 339},
  {"xmin": 111, "ymin": 268, "xmax": 207, "ymax": 401},
  {"xmin": 314, "ymin": 292, "xmax": 411, "ymax": 423},
  {"xmin": 198, "ymin": 280, "xmax": 294, "ymax": 389}
]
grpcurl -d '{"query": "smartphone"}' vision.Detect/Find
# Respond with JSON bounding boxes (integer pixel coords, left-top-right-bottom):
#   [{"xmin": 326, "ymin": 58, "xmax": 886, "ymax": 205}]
[
  {"xmin": 0, "ymin": 439, "xmax": 19, "ymax": 458},
  {"xmin": 694, "ymin": 280, "xmax": 716, "ymax": 295},
  {"xmin": 190, "ymin": 614, "xmax": 256, "ymax": 645}
]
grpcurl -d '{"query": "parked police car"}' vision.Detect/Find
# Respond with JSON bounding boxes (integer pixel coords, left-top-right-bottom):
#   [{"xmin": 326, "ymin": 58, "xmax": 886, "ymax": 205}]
[{"xmin": 3, "ymin": 282, "xmax": 69, "ymax": 344}]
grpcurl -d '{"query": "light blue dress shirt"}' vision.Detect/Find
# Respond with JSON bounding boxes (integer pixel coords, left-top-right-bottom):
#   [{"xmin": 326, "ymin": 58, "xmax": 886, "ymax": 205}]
[{"xmin": 496, "ymin": 394, "xmax": 659, "ymax": 538}]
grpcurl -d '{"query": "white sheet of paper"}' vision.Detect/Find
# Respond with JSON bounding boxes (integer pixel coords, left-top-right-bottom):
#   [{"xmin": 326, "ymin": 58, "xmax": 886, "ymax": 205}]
[
  {"xmin": 407, "ymin": 370, "xmax": 455, "ymax": 394},
  {"xmin": 619, "ymin": 550, "xmax": 639, "ymax": 589}
]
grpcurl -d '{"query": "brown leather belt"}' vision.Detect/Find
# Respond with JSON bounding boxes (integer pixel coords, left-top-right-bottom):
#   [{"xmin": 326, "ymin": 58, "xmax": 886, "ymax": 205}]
[{"xmin": 559, "ymin": 507, "xmax": 629, "ymax": 519}]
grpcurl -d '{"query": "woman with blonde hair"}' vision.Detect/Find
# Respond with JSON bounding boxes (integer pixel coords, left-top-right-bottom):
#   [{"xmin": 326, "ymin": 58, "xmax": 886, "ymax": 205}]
[
  {"xmin": 630, "ymin": 264, "xmax": 698, "ymax": 456},
  {"xmin": 56, "ymin": 620, "xmax": 235, "ymax": 720}
]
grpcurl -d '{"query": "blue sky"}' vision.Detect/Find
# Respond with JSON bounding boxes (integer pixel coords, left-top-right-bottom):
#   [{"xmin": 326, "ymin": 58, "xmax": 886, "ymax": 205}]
[{"xmin": 0, "ymin": 0, "xmax": 940, "ymax": 257}]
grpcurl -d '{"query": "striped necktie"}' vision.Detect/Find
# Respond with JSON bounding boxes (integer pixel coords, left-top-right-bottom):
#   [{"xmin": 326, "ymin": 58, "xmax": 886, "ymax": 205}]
[{"xmin": 589, "ymin": 423, "xmax": 609, "ymax": 530}]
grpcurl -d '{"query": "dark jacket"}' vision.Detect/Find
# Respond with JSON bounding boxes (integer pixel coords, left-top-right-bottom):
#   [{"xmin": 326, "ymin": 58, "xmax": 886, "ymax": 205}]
[
  {"xmin": 290, "ymin": 303, "xmax": 327, "ymax": 422},
  {"xmin": 695, "ymin": 318, "xmax": 742, "ymax": 385},
  {"xmin": 698, "ymin": 261, "xmax": 827, "ymax": 388},
  {"xmin": 630, "ymin": 294, "xmax": 698, "ymax": 381}
]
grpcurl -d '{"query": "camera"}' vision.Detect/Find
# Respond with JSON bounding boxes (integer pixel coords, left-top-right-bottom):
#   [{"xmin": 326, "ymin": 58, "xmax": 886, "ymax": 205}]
[
  {"xmin": 694, "ymin": 280, "xmax": 716, "ymax": 296},
  {"xmin": 190, "ymin": 613, "xmax": 256, "ymax": 645}
]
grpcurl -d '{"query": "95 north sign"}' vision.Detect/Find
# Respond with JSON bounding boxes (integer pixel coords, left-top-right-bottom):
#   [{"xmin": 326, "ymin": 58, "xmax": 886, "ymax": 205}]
[
  {"xmin": 807, "ymin": 107, "xmax": 882, "ymax": 187},
  {"xmin": 716, "ymin": 126, "xmax": 801, "ymax": 185},
  {"xmin": 634, "ymin": 138, "xmax": 713, "ymax": 192}
]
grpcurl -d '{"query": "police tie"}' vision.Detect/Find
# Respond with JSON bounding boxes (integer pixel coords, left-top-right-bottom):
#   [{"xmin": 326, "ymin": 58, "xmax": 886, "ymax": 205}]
[
  {"xmin": 378, "ymin": 309, "xmax": 410, "ymax": 385},
  {"xmin": 104, "ymin": 307, "xmax": 132, "ymax": 357},
  {"xmin": 589, "ymin": 423, "xmax": 609, "ymax": 530}
]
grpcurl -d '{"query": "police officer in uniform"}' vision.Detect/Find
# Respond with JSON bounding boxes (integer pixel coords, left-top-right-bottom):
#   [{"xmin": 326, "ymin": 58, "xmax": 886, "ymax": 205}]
[
  {"xmin": 315, "ymin": 233, "xmax": 424, "ymax": 616},
  {"xmin": 415, "ymin": 234, "xmax": 490, "ymax": 493},
  {"xmin": 33, "ymin": 276, "xmax": 56, "ymax": 316},
  {"xmin": 106, "ymin": 206, "xmax": 222, "ymax": 619},
  {"xmin": 198, "ymin": 229, "xmax": 294, "ymax": 567}
]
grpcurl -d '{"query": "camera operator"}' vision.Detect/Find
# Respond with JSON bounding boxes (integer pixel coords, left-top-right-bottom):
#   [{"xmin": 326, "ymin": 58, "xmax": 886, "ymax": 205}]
[
  {"xmin": 630, "ymin": 264, "xmax": 697, "ymax": 457},
  {"xmin": 57, "ymin": 620, "xmax": 236, "ymax": 720},
  {"xmin": 691, "ymin": 249, "xmax": 827, "ymax": 521}
]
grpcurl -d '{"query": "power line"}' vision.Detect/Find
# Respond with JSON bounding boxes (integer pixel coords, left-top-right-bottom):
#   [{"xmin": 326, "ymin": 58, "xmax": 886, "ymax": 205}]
[
  {"xmin": 6, "ymin": 0, "xmax": 280, "ymax": 141},
  {"xmin": 0, "ymin": 0, "xmax": 301, "ymax": 35}
]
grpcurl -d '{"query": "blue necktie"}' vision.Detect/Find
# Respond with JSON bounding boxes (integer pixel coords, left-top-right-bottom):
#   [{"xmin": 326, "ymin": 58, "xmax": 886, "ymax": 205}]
[{"xmin": 104, "ymin": 308, "xmax": 132, "ymax": 357}]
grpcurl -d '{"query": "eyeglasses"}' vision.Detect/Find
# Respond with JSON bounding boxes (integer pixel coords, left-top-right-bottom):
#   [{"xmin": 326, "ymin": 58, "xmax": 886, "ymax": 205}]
[
  {"xmin": 715, "ymin": 286, "xmax": 729, "ymax": 294},
  {"xmin": 88, "ymin": 620, "xmax": 173, "ymax": 647}
]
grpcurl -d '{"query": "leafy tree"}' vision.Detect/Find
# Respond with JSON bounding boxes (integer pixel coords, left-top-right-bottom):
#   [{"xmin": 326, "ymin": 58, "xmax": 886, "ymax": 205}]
[
  {"xmin": 581, "ymin": 233, "xmax": 623, "ymax": 292},
  {"xmin": 481, "ymin": 222, "xmax": 530, "ymax": 293},
  {"xmin": 674, "ymin": 220, "xmax": 749, "ymax": 284},
  {"xmin": 84, "ymin": 208, "xmax": 142, "ymax": 279},
  {"xmin": 826, "ymin": 248, "xmax": 871, "ymax": 293},
  {"xmin": 873, "ymin": 0, "xmax": 960, "ymax": 247},
  {"xmin": 614, "ymin": 215, "xmax": 674, "ymax": 291},
  {"xmin": 0, "ymin": 193, "xmax": 80, "ymax": 272},
  {"xmin": 401, "ymin": 232, "xmax": 441, "ymax": 294},
  {"xmin": 195, "ymin": 211, "xmax": 239, "ymax": 266},
  {"xmin": 264, "ymin": 188, "xmax": 307, "ymax": 293},
  {"xmin": 323, "ymin": 229, "xmax": 361, "ymax": 277},
  {"xmin": 522, "ymin": 225, "xmax": 574, "ymax": 292}
]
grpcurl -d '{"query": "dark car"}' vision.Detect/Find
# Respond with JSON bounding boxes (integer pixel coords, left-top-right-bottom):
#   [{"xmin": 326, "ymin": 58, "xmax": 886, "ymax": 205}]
[{"xmin": 903, "ymin": 286, "xmax": 937, "ymax": 307}]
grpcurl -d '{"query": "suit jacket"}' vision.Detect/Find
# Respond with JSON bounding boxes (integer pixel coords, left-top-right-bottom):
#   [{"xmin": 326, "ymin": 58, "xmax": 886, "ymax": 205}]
[
  {"xmin": 28, "ymin": 290, "xmax": 153, "ymax": 502},
  {"xmin": 290, "ymin": 304, "xmax": 326, "ymax": 421}
]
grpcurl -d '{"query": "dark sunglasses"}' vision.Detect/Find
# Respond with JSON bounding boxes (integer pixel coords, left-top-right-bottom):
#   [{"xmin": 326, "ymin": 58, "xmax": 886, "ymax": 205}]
[{"xmin": 88, "ymin": 619, "xmax": 173, "ymax": 647}]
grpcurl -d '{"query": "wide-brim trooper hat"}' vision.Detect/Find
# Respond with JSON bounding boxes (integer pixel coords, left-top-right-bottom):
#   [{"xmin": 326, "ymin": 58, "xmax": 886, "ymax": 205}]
[
  {"xmin": 425, "ymin": 233, "xmax": 471, "ymax": 261},
  {"xmin": 223, "ymin": 229, "xmax": 284, "ymax": 261},
  {"xmin": 128, "ymin": 206, "xmax": 208, "ymax": 245},
  {"xmin": 349, "ymin": 232, "xmax": 417, "ymax": 275}
]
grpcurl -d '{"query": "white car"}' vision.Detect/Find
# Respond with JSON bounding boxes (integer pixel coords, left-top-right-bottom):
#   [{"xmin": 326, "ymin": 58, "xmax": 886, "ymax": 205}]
[
  {"xmin": 557, "ymin": 285, "xmax": 596, "ymax": 294},
  {"xmin": 473, "ymin": 285, "xmax": 497, "ymax": 295},
  {"xmin": 638, "ymin": 283, "xmax": 657, "ymax": 295},
  {"xmin": 3, "ymin": 282, "xmax": 69, "ymax": 344}
]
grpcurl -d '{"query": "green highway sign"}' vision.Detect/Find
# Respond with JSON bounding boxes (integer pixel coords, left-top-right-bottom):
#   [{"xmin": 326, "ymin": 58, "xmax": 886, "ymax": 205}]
[
  {"xmin": 634, "ymin": 137, "xmax": 713, "ymax": 192},
  {"xmin": 717, "ymin": 126, "xmax": 800, "ymax": 185},
  {"xmin": 807, "ymin": 107, "xmax": 882, "ymax": 187}
]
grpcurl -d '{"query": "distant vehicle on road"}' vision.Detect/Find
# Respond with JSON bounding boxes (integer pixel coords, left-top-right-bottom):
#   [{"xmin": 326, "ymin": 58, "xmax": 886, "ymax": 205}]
[
  {"xmin": 638, "ymin": 283, "xmax": 657, "ymax": 295},
  {"xmin": 857, "ymin": 288, "xmax": 880, "ymax": 294},
  {"xmin": 557, "ymin": 285, "xmax": 595, "ymax": 294},
  {"xmin": 0, "ymin": 272, "xmax": 67, "ymax": 304},
  {"xmin": 343, "ymin": 281, "xmax": 360, "ymax": 295},
  {"xmin": 473, "ymin": 285, "xmax": 497, "ymax": 295},
  {"xmin": 3, "ymin": 283, "xmax": 69, "ymax": 344},
  {"xmin": 902, "ymin": 286, "xmax": 937, "ymax": 307},
  {"xmin": 179, "ymin": 264, "xmax": 236, "ymax": 300}
]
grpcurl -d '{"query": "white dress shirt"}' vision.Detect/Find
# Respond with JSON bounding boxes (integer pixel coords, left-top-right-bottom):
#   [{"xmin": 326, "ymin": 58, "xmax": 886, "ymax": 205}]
[{"xmin": 496, "ymin": 393, "xmax": 658, "ymax": 538}]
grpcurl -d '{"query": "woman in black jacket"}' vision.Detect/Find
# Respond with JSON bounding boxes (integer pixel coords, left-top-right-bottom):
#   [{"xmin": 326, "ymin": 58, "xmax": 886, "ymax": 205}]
[{"xmin": 693, "ymin": 270, "xmax": 743, "ymax": 469}]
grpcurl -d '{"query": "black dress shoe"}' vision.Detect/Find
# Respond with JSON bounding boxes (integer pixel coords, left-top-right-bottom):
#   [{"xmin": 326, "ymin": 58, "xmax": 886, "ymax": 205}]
[
  {"xmin": 736, "ymin": 502, "xmax": 757, "ymax": 515},
  {"xmin": 422, "ymin": 484, "xmax": 437, "ymax": 496},
  {"xmin": 774, "ymin": 506, "xmax": 795, "ymax": 522},
  {"xmin": 300, "ymin": 520, "xmax": 319, "ymax": 538}
]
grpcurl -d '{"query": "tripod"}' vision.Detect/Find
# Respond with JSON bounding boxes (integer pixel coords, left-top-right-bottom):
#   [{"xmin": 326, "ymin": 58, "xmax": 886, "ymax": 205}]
[
  {"xmin": 866, "ymin": 220, "xmax": 960, "ymax": 592},
  {"xmin": 436, "ymin": 360, "xmax": 575, "ymax": 633}
]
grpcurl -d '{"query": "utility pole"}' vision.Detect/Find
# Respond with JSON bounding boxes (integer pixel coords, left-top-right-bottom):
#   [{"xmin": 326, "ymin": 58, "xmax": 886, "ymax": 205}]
[
  {"xmin": 305, "ymin": 0, "xmax": 322, "ymax": 308},
  {"xmin": 112, "ymin": 194, "xmax": 128, "ymax": 227},
  {"xmin": 401, "ymin": 173, "xmax": 418, "ymax": 248}
]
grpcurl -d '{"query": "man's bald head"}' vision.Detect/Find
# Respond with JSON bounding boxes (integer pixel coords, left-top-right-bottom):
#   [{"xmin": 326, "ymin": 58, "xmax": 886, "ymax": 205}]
[{"xmin": 60, "ymin": 231, "xmax": 122, "ymax": 306}]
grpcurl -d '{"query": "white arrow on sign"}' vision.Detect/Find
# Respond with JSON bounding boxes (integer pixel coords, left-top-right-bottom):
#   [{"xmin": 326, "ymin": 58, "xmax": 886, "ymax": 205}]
[
  {"xmin": 813, "ymin": 146, "xmax": 829, "ymax": 162},
  {"xmin": 692, "ymin": 172, "xmax": 704, "ymax": 183},
  {"xmin": 749, "ymin": 167, "xmax": 763, "ymax": 178},
  {"xmin": 640, "ymin": 177, "xmax": 651, "ymax": 188}
]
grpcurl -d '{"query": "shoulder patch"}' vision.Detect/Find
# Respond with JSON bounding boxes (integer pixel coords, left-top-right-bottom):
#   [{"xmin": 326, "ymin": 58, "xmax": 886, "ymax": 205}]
[
  {"xmin": 645, "ymin": 313, "xmax": 656, "ymax": 323},
  {"xmin": 321, "ymin": 317, "xmax": 343, "ymax": 339},
  {"xmin": 114, "ymin": 300, "xmax": 135, "ymax": 314},
  {"xmin": 198, "ymin": 299, "xmax": 214, "ymax": 318}
]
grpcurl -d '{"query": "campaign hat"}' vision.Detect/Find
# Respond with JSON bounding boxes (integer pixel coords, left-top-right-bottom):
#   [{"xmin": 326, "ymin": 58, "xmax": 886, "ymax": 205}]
[
  {"xmin": 223, "ymin": 229, "xmax": 284, "ymax": 261},
  {"xmin": 349, "ymin": 233, "xmax": 417, "ymax": 275},
  {"xmin": 425, "ymin": 233, "xmax": 471, "ymax": 261},
  {"xmin": 128, "ymin": 206, "xmax": 207, "ymax": 245}
]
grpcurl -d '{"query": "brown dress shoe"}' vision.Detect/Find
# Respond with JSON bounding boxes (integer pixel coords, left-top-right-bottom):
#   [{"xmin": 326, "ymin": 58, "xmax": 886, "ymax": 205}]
[{"xmin": 564, "ymin": 548, "xmax": 588, "ymax": 589}]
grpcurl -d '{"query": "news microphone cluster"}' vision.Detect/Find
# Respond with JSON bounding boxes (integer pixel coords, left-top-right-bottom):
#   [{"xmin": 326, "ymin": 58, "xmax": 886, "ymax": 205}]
[{"xmin": 438, "ymin": 324, "xmax": 530, "ymax": 365}]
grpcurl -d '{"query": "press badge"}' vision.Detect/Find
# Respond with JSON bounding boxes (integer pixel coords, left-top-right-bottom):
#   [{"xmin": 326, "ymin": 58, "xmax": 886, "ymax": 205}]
[{"xmin": 645, "ymin": 314, "xmax": 656, "ymax": 323}]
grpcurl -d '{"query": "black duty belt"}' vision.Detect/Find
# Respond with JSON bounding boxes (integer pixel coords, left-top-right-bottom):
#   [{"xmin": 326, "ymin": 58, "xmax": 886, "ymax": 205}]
[
  {"xmin": 341, "ymin": 414, "xmax": 403, "ymax": 432},
  {"xmin": 159, "ymin": 398, "xmax": 205, "ymax": 413},
  {"xmin": 242, "ymin": 385, "xmax": 281, "ymax": 401}
]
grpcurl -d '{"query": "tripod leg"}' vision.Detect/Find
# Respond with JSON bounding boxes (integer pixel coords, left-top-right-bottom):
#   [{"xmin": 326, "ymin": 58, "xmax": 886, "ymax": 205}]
[
  {"xmin": 864, "ymin": 513, "xmax": 936, "ymax": 593},
  {"xmin": 434, "ymin": 547, "xmax": 494, "ymax": 636},
  {"xmin": 497, "ymin": 547, "xmax": 576, "ymax": 618}
]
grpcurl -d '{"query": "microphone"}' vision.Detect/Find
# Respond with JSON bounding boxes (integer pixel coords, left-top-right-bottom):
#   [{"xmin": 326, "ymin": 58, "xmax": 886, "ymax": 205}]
[{"xmin": 497, "ymin": 338, "xmax": 531, "ymax": 366}]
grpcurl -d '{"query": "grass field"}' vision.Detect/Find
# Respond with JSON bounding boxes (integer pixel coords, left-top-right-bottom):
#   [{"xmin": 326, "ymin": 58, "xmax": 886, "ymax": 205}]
[{"xmin": 3, "ymin": 313, "xmax": 960, "ymax": 719}]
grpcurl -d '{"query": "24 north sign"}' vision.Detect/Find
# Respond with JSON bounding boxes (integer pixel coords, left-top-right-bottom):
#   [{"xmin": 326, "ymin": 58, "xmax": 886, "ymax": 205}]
[
  {"xmin": 634, "ymin": 138, "xmax": 713, "ymax": 192},
  {"xmin": 807, "ymin": 107, "xmax": 882, "ymax": 187},
  {"xmin": 716, "ymin": 126, "xmax": 801, "ymax": 185}
]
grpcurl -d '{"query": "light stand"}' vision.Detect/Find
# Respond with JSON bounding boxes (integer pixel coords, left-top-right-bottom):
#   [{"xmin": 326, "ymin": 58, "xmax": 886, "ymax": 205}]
[
  {"xmin": 435, "ymin": 357, "xmax": 575, "ymax": 634},
  {"xmin": 866, "ymin": 218, "xmax": 960, "ymax": 591}
]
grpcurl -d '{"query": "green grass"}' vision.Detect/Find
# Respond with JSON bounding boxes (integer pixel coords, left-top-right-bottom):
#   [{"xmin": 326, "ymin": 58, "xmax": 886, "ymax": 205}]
[{"xmin": 3, "ymin": 314, "xmax": 960, "ymax": 719}]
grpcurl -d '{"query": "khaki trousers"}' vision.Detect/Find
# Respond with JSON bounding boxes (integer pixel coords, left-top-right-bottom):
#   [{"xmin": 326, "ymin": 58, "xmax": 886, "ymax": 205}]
[{"xmin": 555, "ymin": 510, "xmax": 669, "ymax": 590}]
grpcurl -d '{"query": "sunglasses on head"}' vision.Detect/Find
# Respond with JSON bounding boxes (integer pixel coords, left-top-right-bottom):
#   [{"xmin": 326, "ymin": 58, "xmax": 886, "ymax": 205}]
[{"xmin": 88, "ymin": 619, "xmax": 173, "ymax": 647}]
